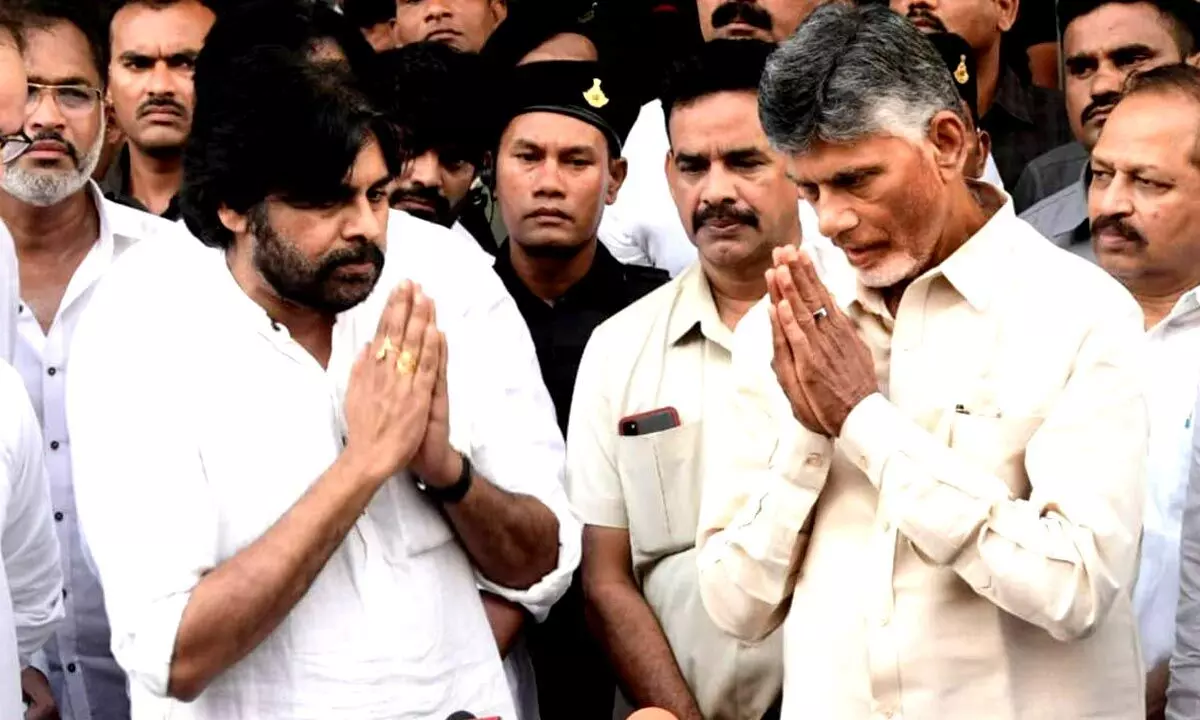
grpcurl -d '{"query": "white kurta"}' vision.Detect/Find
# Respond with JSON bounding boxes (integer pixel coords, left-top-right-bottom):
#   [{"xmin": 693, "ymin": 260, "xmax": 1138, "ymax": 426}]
[{"xmin": 68, "ymin": 212, "xmax": 578, "ymax": 719}]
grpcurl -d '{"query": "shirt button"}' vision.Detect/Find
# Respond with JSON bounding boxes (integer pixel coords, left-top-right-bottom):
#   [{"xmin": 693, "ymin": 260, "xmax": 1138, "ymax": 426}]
[
  {"xmin": 49, "ymin": 441, "xmax": 60, "ymax": 451},
  {"xmin": 804, "ymin": 453, "xmax": 824, "ymax": 468},
  {"xmin": 54, "ymin": 512, "xmax": 63, "ymax": 522},
  {"xmin": 66, "ymin": 663, "xmax": 76, "ymax": 673},
  {"xmin": 46, "ymin": 367, "xmax": 56, "ymax": 377}
]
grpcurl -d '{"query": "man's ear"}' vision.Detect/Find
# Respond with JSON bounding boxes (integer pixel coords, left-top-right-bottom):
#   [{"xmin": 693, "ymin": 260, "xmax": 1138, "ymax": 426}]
[
  {"xmin": 995, "ymin": 0, "xmax": 1019, "ymax": 34},
  {"xmin": 605, "ymin": 156, "xmax": 628, "ymax": 205},
  {"xmin": 217, "ymin": 205, "xmax": 249, "ymax": 235},
  {"xmin": 927, "ymin": 109, "xmax": 971, "ymax": 180},
  {"xmin": 490, "ymin": 0, "xmax": 508, "ymax": 24},
  {"xmin": 976, "ymin": 128, "xmax": 993, "ymax": 173}
]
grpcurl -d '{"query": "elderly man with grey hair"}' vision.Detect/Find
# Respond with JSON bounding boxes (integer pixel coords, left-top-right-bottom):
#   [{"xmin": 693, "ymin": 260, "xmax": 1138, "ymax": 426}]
[{"xmin": 695, "ymin": 4, "xmax": 1148, "ymax": 719}]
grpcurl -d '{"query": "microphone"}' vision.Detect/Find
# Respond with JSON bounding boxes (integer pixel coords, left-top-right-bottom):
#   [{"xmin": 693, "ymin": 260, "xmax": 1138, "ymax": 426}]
[
  {"xmin": 629, "ymin": 710, "xmax": 681, "ymax": 720},
  {"xmin": 445, "ymin": 714, "xmax": 475, "ymax": 720}
]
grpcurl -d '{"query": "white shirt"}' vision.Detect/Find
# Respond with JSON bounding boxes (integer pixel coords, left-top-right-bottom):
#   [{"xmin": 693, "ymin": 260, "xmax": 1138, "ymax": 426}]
[
  {"xmin": 0, "ymin": 220, "xmax": 16, "ymax": 362},
  {"xmin": 601, "ymin": 100, "xmax": 1006, "ymax": 277},
  {"xmin": 0, "ymin": 361, "xmax": 64, "ymax": 719},
  {"xmin": 14, "ymin": 182, "xmax": 174, "ymax": 720},
  {"xmin": 67, "ymin": 211, "xmax": 577, "ymax": 720},
  {"xmin": 1133, "ymin": 288, "xmax": 1200, "ymax": 669}
]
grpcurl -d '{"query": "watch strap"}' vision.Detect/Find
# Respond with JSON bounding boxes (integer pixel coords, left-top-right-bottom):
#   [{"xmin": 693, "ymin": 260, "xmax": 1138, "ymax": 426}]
[{"xmin": 417, "ymin": 454, "xmax": 473, "ymax": 504}]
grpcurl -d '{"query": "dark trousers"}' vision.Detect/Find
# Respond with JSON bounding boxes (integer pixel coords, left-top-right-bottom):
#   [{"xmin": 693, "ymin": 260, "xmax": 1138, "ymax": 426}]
[{"xmin": 527, "ymin": 573, "xmax": 616, "ymax": 720}]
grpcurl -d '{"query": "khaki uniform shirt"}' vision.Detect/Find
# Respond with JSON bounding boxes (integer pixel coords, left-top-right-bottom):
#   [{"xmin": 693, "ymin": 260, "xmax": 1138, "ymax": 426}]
[
  {"xmin": 697, "ymin": 196, "xmax": 1148, "ymax": 720},
  {"xmin": 567, "ymin": 264, "xmax": 783, "ymax": 720}
]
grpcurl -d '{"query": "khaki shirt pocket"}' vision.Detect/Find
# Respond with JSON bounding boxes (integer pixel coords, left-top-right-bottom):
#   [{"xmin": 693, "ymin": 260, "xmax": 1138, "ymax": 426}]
[
  {"xmin": 950, "ymin": 413, "xmax": 1043, "ymax": 499},
  {"xmin": 616, "ymin": 421, "xmax": 705, "ymax": 565}
]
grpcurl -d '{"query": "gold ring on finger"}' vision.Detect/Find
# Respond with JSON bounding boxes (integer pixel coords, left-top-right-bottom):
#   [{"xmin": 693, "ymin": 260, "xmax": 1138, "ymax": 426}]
[
  {"xmin": 375, "ymin": 336, "xmax": 397, "ymax": 361},
  {"xmin": 396, "ymin": 349, "xmax": 417, "ymax": 375}
]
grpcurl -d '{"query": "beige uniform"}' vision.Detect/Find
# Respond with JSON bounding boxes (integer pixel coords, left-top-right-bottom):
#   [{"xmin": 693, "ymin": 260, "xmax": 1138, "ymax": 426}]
[
  {"xmin": 567, "ymin": 264, "xmax": 784, "ymax": 720},
  {"xmin": 696, "ymin": 195, "xmax": 1148, "ymax": 720}
]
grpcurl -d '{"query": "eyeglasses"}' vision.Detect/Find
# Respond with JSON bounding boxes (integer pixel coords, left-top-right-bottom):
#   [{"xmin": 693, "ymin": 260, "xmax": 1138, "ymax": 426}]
[
  {"xmin": 0, "ymin": 129, "xmax": 32, "ymax": 164},
  {"xmin": 26, "ymin": 82, "xmax": 102, "ymax": 116}
]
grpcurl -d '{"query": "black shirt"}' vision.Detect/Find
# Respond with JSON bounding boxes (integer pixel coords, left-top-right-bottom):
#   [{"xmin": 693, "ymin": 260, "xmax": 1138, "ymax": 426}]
[
  {"xmin": 99, "ymin": 146, "xmax": 182, "ymax": 221},
  {"xmin": 493, "ymin": 241, "xmax": 669, "ymax": 434},
  {"xmin": 981, "ymin": 66, "xmax": 1073, "ymax": 189}
]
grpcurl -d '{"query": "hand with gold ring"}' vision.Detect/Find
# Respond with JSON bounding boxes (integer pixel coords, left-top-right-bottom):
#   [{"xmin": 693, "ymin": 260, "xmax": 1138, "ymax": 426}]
[
  {"xmin": 396, "ymin": 349, "xmax": 417, "ymax": 375},
  {"xmin": 343, "ymin": 280, "xmax": 441, "ymax": 484}
]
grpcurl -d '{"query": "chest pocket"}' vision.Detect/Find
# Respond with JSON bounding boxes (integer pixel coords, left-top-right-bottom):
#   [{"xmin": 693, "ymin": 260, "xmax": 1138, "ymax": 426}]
[
  {"xmin": 617, "ymin": 421, "xmax": 704, "ymax": 563},
  {"xmin": 950, "ymin": 413, "xmax": 1043, "ymax": 499}
]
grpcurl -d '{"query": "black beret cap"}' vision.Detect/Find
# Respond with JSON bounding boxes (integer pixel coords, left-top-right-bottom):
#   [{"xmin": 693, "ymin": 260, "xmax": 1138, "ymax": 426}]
[
  {"xmin": 496, "ymin": 60, "xmax": 638, "ymax": 156},
  {"xmin": 926, "ymin": 32, "xmax": 979, "ymax": 122}
]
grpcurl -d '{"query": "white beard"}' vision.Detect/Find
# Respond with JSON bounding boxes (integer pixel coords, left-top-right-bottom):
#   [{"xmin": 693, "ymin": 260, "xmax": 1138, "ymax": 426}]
[{"xmin": 2, "ymin": 124, "xmax": 105, "ymax": 207}]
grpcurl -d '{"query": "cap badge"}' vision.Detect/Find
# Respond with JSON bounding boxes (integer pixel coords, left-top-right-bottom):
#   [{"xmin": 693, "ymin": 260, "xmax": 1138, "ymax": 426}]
[
  {"xmin": 584, "ymin": 79, "xmax": 609, "ymax": 109},
  {"xmin": 954, "ymin": 55, "xmax": 970, "ymax": 85}
]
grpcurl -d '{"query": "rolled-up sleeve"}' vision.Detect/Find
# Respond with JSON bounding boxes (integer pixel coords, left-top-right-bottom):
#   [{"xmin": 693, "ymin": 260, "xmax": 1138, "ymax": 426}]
[
  {"xmin": 1, "ymin": 365, "xmax": 63, "ymax": 666},
  {"xmin": 1168, "ymin": 389, "xmax": 1200, "ymax": 719},
  {"xmin": 696, "ymin": 306, "xmax": 832, "ymax": 642},
  {"xmin": 836, "ymin": 307, "xmax": 1146, "ymax": 642},
  {"xmin": 66, "ymin": 276, "xmax": 218, "ymax": 698},
  {"xmin": 462, "ymin": 270, "xmax": 580, "ymax": 622}
]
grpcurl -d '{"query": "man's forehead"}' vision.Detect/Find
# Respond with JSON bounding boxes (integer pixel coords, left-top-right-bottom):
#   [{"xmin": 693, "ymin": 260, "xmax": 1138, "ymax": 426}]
[
  {"xmin": 25, "ymin": 23, "xmax": 101, "ymax": 81},
  {"xmin": 348, "ymin": 139, "xmax": 393, "ymax": 186},
  {"xmin": 1066, "ymin": 4, "xmax": 1179, "ymax": 52},
  {"xmin": 788, "ymin": 136, "xmax": 906, "ymax": 179},
  {"xmin": 506, "ymin": 112, "xmax": 607, "ymax": 149},
  {"xmin": 112, "ymin": 6, "xmax": 214, "ymax": 47},
  {"xmin": 669, "ymin": 92, "xmax": 765, "ymax": 147}
]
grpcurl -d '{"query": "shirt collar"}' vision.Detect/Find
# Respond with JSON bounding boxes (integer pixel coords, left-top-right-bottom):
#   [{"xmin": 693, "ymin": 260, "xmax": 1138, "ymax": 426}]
[
  {"xmin": 493, "ymin": 240, "xmax": 627, "ymax": 309},
  {"xmin": 666, "ymin": 263, "xmax": 734, "ymax": 351},
  {"xmin": 990, "ymin": 66, "xmax": 1034, "ymax": 126},
  {"xmin": 99, "ymin": 145, "xmax": 182, "ymax": 221},
  {"xmin": 1149, "ymin": 286, "xmax": 1200, "ymax": 335},
  {"xmin": 854, "ymin": 182, "xmax": 1014, "ymax": 315}
]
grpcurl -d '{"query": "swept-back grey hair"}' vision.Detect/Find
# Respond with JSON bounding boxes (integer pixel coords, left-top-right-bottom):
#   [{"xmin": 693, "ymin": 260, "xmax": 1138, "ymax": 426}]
[{"xmin": 759, "ymin": 3, "xmax": 967, "ymax": 154}]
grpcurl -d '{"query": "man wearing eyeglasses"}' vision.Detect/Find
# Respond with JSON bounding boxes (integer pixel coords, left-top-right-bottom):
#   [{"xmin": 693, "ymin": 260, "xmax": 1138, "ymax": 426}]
[
  {"xmin": 0, "ymin": 12, "xmax": 67, "ymax": 720},
  {"xmin": 0, "ymin": 1, "xmax": 177, "ymax": 719}
]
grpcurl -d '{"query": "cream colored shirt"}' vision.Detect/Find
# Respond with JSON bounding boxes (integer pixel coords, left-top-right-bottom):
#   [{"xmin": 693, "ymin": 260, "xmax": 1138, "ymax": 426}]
[
  {"xmin": 566, "ymin": 264, "xmax": 783, "ymax": 720},
  {"xmin": 697, "ymin": 197, "xmax": 1148, "ymax": 720}
]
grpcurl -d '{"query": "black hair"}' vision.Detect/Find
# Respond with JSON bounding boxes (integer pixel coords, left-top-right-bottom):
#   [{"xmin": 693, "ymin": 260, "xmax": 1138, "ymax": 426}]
[
  {"xmin": 22, "ymin": 0, "xmax": 109, "ymax": 85},
  {"xmin": 0, "ymin": 2, "xmax": 25, "ymax": 49},
  {"xmin": 372, "ymin": 42, "xmax": 490, "ymax": 170},
  {"xmin": 180, "ymin": 0, "xmax": 403, "ymax": 249},
  {"xmin": 105, "ymin": 0, "xmax": 220, "ymax": 48},
  {"xmin": 661, "ymin": 38, "xmax": 775, "ymax": 138},
  {"xmin": 341, "ymin": 0, "xmax": 395, "ymax": 30},
  {"xmin": 1058, "ymin": 0, "xmax": 1199, "ymax": 56},
  {"xmin": 1123, "ymin": 62, "xmax": 1200, "ymax": 166},
  {"xmin": 196, "ymin": 0, "xmax": 376, "ymax": 78}
]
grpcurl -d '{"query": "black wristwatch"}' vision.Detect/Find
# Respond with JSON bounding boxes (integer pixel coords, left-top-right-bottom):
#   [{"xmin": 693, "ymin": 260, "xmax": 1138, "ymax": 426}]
[{"xmin": 416, "ymin": 454, "xmax": 473, "ymax": 504}]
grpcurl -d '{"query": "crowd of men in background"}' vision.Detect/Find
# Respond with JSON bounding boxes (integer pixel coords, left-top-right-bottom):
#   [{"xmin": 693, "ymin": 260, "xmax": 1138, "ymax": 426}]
[{"xmin": 1, "ymin": 0, "xmax": 1200, "ymax": 719}]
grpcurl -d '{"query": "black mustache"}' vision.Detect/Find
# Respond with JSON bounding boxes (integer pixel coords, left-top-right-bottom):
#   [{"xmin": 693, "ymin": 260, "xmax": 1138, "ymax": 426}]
[
  {"xmin": 137, "ymin": 97, "xmax": 187, "ymax": 119},
  {"xmin": 694, "ymin": 202, "xmax": 759, "ymax": 230},
  {"xmin": 28, "ymin": 131, "xmax": 77, "ymax": 163},
  {"xmin": 390, "ymin": 185, "xmax": 452, "ymax": 220},
  {"xmin": 1081, "ymin": 92, "xmax": 1120, "ymax": 126},
  {"xmin": 906, "ymin": 8, "xmax": 948, "ymax": 33},
  {"xmin": 1091, "ymin": 214, "xmax": 1147, "ymax": 245},
  {"xmin": 318, "ymin": 242, "xmax": 385, "ymax": 278},
  {"xmin": 711, "ymin": 1, "xmax": 774, "ymax": 32}
]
